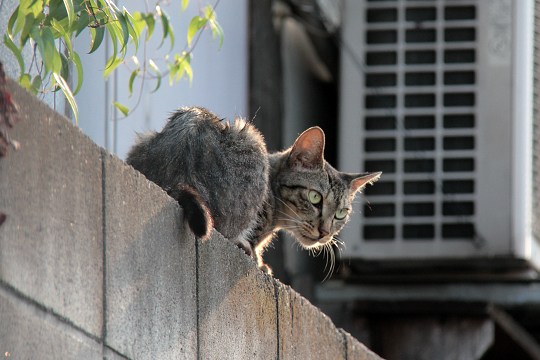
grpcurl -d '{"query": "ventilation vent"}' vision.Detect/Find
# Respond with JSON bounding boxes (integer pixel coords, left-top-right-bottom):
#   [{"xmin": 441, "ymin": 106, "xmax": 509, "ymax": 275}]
[
  {"xmin": 361, "ymin": 0, "xmax": 477, "ymax": 242},
  {"xmin": 534, "ymin": 1, "xmax": 540, "ymax": 244}
]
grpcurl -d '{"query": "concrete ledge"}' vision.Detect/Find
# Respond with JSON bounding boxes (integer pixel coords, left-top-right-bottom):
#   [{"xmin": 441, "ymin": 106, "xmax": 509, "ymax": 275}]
[
  {"xmin": 198, "ymin": 233, "xmax": 278, "ymax": 358},
  {"xmin": 104, "ymin": 153, "xmax": 197, "ymax": 359},
  {"xmin": 0, "ymin": 78, "xmax": 382, "ymax": 360},
  {"xmin": 277, "ymin": 282, "xmax": 346, "ymax": 359},
  {"xmin": 341, "ymin": 330, "xmax": 383, "ymax": 360},
  {"xmin": 0, "ymin": 286, "xmax": 102, "ymax": 359},
  {"xmin": 0, "ymin": 79, "xmax": 103, "ymax": 338}
]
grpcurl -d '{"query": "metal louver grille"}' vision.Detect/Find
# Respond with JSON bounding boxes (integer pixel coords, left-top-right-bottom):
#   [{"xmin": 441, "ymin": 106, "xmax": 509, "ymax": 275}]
[
  {"xmin": 360, "ymin": 0, "xmax": 478, "ymax": 243},
  {"xmin": 534, "ymin": 0, "xmax": 540, "ymax": 242}
]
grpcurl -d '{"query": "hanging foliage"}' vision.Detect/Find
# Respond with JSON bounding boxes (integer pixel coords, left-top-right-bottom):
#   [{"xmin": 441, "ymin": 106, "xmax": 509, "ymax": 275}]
[{"xmin": 4, "ymin": 0, "xmax": 224, "ymax": 121}]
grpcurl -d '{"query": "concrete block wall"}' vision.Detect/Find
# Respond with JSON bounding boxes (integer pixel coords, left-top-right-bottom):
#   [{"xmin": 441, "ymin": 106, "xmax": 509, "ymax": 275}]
[{"xmin": 0, "ymin": 79, "xmax": 382, "ymax": 360}]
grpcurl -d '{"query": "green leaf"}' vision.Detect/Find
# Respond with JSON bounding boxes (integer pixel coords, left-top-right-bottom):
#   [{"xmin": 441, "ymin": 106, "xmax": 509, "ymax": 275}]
[
  {"xmin": 62, "ymin": 0, "xmax": 75, "ymax": 27},
  {"xmin": 50, "ymin": 19, "xmax": 74, "ymax": 58},
  {"xmin": 168, "ymin": 63, "xmax": 178, "ymax": 85},
  {"xmin": 31, "ymin": 26, "xmax": 61, "ymax": 76},
  {"xmin": 158, "ymin": 8, "xmax": 174, "ymax": 50},
  {"xmin": 182, "ymin": 0, "xmax": 190, "ymax": 12},
  {"xmin": 3, "ymin": 35, "xmax": 25, "ymax": 74},
  {"xmin": 104, "ymin": 56, "xmax": 123, "ymax": 78},
  {"xmin": 204, "ymin": 6, "xmax": 224, "ymax": 48},
  {"xmin": 16, "ymin": 0, "xmax": 43, "ymax": 43},
  {"xmin": 49, "ymin": 17, "xmax": 66, "ymax": 37},
  {"xmin": 38, "ymin": 27, "xmax": 62, "ymax": 75},
  {"xmin": 31, "ymin": 75, "xmax": 43, "ymax": 93},
  {"xmin": 105, "ymin": 21, "xmax": 120, "ymax": 61},
  {"xmin": 148, "ymin": 59, "xmax": 162, "ymax": 93},
  {"xmin": 132, "ymin": 12, "xmax": 146, "ymax": 39},
  {"xmin": 128, "ymin": 68, "xmax": 139, "ymax": 97},
  {"xmin": 123, "ymin": 8, "xmax": 139, "ymax": 52},
  {"xmin": 152, "ymin": 74, "xmax": 162, "ymax": 93},
  {"xmin": 19, "ymin": 73, "xmax": 33, "ymax": 92},
  {"xmin": 184, "ymin": 60, "xmax": 193, "ymax": 85},
  {"xmin": 14, "ymin": 2, "xmax": 29, "ymax": 37},
  {"xmin": 144, "ymin": 14, "xmax": 155, "ymax": 40},
  {"xmin": 7, "ymin": 6, "xmax": 19, "ymax": 38},
  {"xmin": 72, "ymin": 51, "xmax": 84, "ymax": 95},
  {"xmin": 167, "ymin": 20, "xmax": 175, "ymax": 50},
  {"xmin": 131, "ymin": 55, "xmax": 140, "ymax": 67},
  {"xmin": 53, "ymin": 72, "xmax": 79, "ymax": 122},
  {"xmin": 103, "ymin": 0, "xmax": 121, "ymax": 14},
  {"xmin": 113, "ymin": 101, "xmax": 129, "ymax": 116},
  {"xmin": 89, "ymin": 26, "xmax": 105, "ymax": 54},
  {"xmin": 203, "ymin": 5, "xmax": 216, "ymax": 21},
  {"xmin": 210, "ymin": 19, "xmax": 224, "ymax": 48},
  {"xmin": 20, "ymin": 14, "xmax": 37, "ymax": 45},
  {"xmin": 59, "ymin": 51, "xmax": 70, "ymax": 81},
  {"xmin": 187, "ymin": 16, "xmax": 207, "ymax": 47},
  {"xmin": 169, "ymin": 52, "xmax": 192, "ymax": 84},
  {"xmin": 114, "ymin": 9, "xmax": 130, "ymax": 52},
  {"xmin": 148, "ymin": 59, "xmax": 160, "ymax": 74},
  {"xmin": 175, "ymin": 52, "xmax": 193, "ymax": 84},
  {"xmin": 75, "ymin": 11, "xmax": 90, "ymax": 36}
]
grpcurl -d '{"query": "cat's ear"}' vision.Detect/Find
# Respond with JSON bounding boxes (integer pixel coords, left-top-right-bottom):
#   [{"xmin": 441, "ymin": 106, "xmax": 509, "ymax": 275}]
[
  {"xmin": 347, "ymin": 172, "xmax": 382, "ymax": 194},
  {"xmin": 289, "ymin": 127, "xmax": 325, "ymax": 169}
]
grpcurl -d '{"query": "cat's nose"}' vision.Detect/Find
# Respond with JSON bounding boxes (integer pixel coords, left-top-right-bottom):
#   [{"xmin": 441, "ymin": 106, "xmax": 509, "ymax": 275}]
[{"xmin": 318, "ymin": 227, "xmax": 330, "ymax": 239}]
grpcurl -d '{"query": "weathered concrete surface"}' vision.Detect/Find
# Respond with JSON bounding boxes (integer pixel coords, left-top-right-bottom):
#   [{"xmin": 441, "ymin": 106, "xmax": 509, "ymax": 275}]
[
  {"xmin": 103, "ymin": 348, "xmax": 129, "ymax": 360},
  {"xmin": 0, "ymin": 78, "xmax": 382, "ymax": 360},
  {"xmin": 104, "ymin": 153, "xmax": 197, "ymax": 359},
  {"xmin": 0, "ymin": 287, "xmax": 102, "ymax": 360},
  {"xmin": 341, "ymin": 330, "xmax": 383, "ymax": 360},
  {"xmin": 198, "ymin": 234, "xmax": 278, "ymax": 359},
  {"xmin": 277, "ymin": 283, "xmax": 348, "ymax": 359},
  {"xmin": 0, "ymin": 79, "xmax": 104, "ymax": 337}
]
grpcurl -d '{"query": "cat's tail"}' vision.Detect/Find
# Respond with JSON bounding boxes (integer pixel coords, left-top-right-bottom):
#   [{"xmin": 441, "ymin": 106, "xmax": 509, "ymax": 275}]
[{"xmin": 169, "ymin": 185, "xmax": 213, "ymax": 241}]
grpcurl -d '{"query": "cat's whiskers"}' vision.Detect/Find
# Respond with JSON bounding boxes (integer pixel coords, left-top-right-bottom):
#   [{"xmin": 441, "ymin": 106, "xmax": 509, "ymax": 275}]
[
  {"xmin": 332, "ymin": 236, "xmax": 345, "ymax": 247},
  {"xmin": 274, "ymin": 196, "xmax": 302, "ymax": 221},
  {"xmin": 275, "ymin": 211, "xmax": 318, "ymax": 240},
  {"xmin": 276, "ymin": 210, "xmax": 303, "ymax": 225},
  {"xmin": 311, "ymin": 247, "xmax": 322, "ymax": 257},
  {"xmin": 290, "ymin": 239, "xmax": 303, "ymax": 252},
  {"xmin": 277, "ymin": 224, "xmax": 304, "ymax": 233},
  {"xmin": 332, "ymin": 236, "xmax": 346, "ymax": 255},
  {"xmin": 320, "ymin": 242, "xmax": 335, "ymax": 282}
]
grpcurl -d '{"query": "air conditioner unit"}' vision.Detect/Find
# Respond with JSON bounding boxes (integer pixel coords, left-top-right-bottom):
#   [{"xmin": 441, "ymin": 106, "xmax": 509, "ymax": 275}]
[{"xmin": 338, "ymin": 0, "xmax": 540, "ymax": 269}]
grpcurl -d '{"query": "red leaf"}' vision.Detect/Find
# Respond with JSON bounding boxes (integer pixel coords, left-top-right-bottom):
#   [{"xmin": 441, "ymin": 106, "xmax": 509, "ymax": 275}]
[{"xmin": 0, "ymin": 61, "xmax": 21, "ymax": 157}]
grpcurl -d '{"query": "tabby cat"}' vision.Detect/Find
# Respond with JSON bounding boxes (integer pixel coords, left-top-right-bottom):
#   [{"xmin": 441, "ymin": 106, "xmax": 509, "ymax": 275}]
[{"xmin": 126, "ymin": 107, "xmax": 380, "ymax": 274}]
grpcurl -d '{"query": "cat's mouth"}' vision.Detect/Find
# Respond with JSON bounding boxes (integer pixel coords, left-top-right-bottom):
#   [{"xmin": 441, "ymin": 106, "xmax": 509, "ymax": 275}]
[
  {"xmin": 296, "ymin": 231, "xmax": 330, "ymax": 249},
  {"xmin": 277, "ymin": 216, "xmax": 331, "ymax": 248}
]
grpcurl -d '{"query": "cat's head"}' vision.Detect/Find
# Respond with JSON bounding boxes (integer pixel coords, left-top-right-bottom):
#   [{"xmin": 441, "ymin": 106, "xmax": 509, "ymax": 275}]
[{"xmin": 275, "ymin": 127, "xmax": 381, "ymax": 249}]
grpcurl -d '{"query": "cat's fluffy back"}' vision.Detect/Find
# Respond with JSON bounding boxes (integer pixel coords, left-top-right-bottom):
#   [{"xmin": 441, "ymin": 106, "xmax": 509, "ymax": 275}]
[{"xmin": 126, "ymin": 106, "xmax": 269, "ymax": 242}]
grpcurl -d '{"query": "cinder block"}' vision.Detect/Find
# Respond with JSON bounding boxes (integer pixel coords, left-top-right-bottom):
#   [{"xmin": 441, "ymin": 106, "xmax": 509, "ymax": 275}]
[
  {"xmin": 0, "ymin": 79, "xmax": 103, "ymax": 337},
  {"xmin": 104, "ymin": 154, "xmax": 197, "ymax": 359},
  {"xmin": 0, "ymin": 286, "xmax": 102, "ymax": 360},
  {"xmin": 341, "ymin": 330, "xmax": 383, "ymax": 360},
  {"xmin": 198, "ymin": 233, "xmax": 278, "ymax": 359},
  {"xmin": 277, "ymin": 283, "xmax": 347, "ymax": 360},
  {"xmin": 103, "ymin": 347, "xmax": 130, "ymax": 360}
]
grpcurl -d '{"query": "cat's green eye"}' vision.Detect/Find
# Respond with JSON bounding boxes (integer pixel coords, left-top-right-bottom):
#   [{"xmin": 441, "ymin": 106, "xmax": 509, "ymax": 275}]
[
  {"xmin": 335, "ymin": 208, "xmax": 349, "ymax": 220},
  {"xmin": 308, "ymin": 190, "xmax": 322, "ymax": 205}
]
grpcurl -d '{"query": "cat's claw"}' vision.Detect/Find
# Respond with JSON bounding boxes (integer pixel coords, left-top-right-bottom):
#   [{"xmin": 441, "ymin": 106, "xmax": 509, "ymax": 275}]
[
  {"xmin": 235, "ymin": 239, "xmax": 253, "ymax": 257},
  {"xmin": 259, "ymin": 263, "xmax": 273, "ymax": 276}
]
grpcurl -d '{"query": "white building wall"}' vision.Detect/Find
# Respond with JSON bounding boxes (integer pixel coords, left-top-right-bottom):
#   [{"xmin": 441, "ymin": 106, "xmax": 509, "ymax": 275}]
[{"xmin": 74, "ymin": 0, "xmax": 248, "ymax": 158}]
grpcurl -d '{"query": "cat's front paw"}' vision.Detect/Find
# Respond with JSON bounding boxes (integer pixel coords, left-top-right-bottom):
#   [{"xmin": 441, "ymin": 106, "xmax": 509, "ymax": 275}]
[
  {"xmin": 258, "ymin": 263, "xmax": 273, "ymax": 276},
  {"xmin": 234, "ymin": 238, "xmax": 253, "ymax": 257}
]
